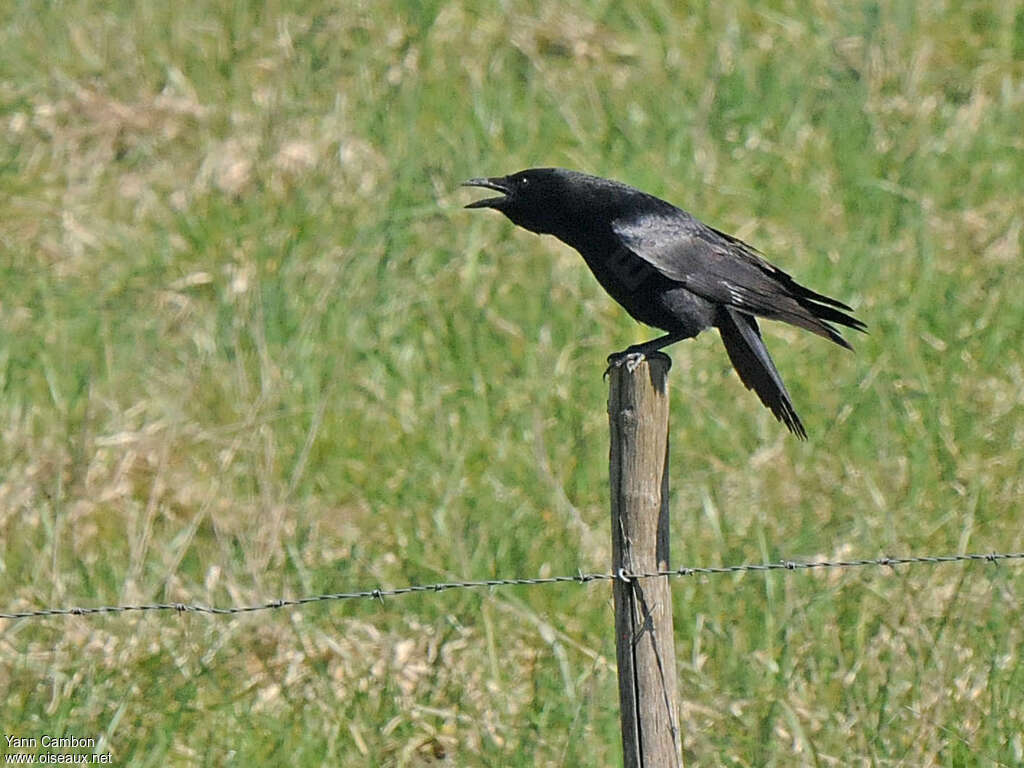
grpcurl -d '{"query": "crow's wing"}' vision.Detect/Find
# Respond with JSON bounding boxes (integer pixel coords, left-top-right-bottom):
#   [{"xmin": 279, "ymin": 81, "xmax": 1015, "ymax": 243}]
[{"xmin": 611, "ymin": 210, "xmax": 864, "ymax": 347}]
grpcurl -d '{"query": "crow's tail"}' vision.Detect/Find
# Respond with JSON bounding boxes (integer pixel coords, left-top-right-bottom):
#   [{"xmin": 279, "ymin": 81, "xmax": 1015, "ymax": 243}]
[{"xmin": 718, "ymin": 307, "xmax": 807, "ymax": 439}]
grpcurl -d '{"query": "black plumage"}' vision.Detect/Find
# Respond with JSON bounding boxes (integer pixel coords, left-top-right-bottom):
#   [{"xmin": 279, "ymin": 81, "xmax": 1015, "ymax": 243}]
[{"xmin": 464, "ymin": 168, "xmax": 865, "ymax": 438}]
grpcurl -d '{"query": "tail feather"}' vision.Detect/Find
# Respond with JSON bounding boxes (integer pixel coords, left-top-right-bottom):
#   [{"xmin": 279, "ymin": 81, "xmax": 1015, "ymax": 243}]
[{"xmin": 718, "ymin": 307, "xmax": 807, "ymax": 439}]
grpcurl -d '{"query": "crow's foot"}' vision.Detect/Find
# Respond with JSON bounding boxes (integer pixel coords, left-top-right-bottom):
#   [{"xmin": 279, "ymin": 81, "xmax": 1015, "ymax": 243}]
[{"xmin": 604, "ymin": 349, "xmax": 648, "ymax": 378}]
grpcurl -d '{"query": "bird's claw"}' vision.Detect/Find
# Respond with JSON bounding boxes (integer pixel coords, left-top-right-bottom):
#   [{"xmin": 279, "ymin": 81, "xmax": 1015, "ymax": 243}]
[{"xmin": 604, "ymin": 350, "xmax": 647, "ymax": 378}]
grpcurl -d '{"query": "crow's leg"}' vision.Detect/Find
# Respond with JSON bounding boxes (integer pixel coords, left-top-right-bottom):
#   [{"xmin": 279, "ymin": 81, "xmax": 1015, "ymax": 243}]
[{"xmin": 605, "ymin": 331, "xmax": 691, "ymax": 376}]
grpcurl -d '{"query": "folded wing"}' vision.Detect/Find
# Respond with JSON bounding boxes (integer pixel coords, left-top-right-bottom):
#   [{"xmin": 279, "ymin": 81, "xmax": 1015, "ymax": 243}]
[{"xmin": 612, "ymin": 211, "xmax": 865, "ymax": 348}]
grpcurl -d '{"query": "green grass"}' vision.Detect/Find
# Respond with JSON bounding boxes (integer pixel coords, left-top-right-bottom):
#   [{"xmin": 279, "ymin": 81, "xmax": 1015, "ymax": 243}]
[{"xmin": 1, "ymin": 0, "xmax": 1022, "ymax": 764}]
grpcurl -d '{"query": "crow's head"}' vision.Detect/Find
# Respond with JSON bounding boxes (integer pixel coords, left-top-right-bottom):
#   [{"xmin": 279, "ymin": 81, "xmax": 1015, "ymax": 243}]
[{"xmin": 463, "ymin": 168, "xmax": 580, "ymax": 236}]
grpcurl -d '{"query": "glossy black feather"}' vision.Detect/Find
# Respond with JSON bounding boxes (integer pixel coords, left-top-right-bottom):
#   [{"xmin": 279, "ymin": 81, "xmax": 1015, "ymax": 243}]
[{"xmin": 463, "ymin": 168, "xmax": 864, "ymax": 437}]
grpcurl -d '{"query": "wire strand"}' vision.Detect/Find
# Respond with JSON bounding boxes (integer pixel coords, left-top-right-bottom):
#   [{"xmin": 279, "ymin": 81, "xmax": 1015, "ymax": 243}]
[{"xmin": 2, "ymin": 551, "xmax": 1021, "ymax": 621}]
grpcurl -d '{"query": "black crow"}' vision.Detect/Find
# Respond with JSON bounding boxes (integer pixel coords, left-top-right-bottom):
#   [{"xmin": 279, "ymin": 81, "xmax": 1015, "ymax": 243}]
[{"xmin": 463, "ymin": 168, "xmax": 865, "ymax": 439}]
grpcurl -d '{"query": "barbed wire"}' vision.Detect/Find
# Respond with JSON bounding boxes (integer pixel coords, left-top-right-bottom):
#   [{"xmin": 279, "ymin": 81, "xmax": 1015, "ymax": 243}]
[{"xmin": 2, "ymin": 551, "xmax": 1021, "ymax": 621}]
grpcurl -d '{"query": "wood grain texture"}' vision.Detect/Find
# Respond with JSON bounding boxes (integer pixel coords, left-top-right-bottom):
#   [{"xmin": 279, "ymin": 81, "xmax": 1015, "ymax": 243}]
[{"xmin": 607, "ymin": 353, "xmax": 681, "ymax": 768}]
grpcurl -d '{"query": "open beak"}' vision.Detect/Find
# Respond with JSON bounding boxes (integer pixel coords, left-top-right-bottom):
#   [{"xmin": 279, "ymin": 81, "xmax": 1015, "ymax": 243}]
[{"xmin": 462, "ymin": 177, "xmax": 511, "ymax": 209}]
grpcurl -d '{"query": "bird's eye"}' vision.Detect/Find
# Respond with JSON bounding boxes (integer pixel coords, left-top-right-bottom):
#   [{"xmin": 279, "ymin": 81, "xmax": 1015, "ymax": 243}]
[{"xmin": 518, "ymin": 176, "xmax": 529, "ymax": 187}]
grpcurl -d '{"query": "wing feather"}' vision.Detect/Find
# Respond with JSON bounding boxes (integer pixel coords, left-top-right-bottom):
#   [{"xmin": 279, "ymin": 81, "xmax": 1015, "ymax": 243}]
[{"xmin": 612, "ymin": 211, "xmax": 865, "ymax": 346}]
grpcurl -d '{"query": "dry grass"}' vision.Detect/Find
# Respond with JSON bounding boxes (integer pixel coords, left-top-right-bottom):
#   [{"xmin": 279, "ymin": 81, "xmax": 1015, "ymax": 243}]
[{"xmin": 1, "ymin": 0, "xmax": 1023, "ymax": 765}]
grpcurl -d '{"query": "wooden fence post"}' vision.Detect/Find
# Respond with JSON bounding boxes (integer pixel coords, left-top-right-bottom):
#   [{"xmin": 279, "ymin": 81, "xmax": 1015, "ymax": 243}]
[{"xmin": 607, "ymin": 353, "xmax": 682, "ymax": 768}]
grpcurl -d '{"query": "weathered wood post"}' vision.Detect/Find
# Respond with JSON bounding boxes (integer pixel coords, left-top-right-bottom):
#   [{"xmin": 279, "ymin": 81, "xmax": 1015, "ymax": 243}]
[{"xmin": 607, "ymin": 353, "xmax": 681, "ymax": 767}]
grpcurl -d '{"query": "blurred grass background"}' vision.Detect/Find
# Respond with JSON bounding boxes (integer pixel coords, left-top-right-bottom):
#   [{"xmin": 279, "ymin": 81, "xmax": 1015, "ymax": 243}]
[{"xmin": 1, "ymin": 0, "xmax": 1022, "ymax": 764}]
